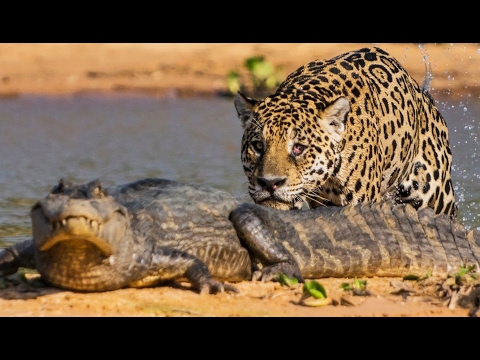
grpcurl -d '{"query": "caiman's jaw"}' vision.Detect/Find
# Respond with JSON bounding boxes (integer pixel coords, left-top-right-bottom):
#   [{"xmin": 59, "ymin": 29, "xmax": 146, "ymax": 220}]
[
  {"xmin": 28, "ymin": 189, "xmax": 132, "ymax": 292},
  {"xmin": 30, "ymin": 198, "xmax": 128, "ymax": 256}
]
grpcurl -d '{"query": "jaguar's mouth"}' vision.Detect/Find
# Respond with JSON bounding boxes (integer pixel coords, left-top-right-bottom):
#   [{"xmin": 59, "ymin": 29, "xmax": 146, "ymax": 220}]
[{"xmin": 256, "ymin": 198, "xmax": 296, "ymax": 210}]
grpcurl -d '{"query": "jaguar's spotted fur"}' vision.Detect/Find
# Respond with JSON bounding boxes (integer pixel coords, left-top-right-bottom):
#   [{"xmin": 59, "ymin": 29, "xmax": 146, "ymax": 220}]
[{"xmin": 234, "ymin": 47, "xmax": 457, "ymax": 217}]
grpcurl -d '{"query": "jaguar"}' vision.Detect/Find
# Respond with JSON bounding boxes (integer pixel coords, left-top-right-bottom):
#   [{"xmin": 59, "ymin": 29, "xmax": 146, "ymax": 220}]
[{"xmin": 234, "ymin": 46, "xmax": 457, "ymax": 217}]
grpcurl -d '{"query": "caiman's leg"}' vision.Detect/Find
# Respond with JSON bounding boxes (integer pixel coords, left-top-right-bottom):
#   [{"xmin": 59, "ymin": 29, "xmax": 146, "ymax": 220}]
[
  {"xmin": 229, "ymin": 203, "xmax": 304, "ymax": 282},
  {"xmin": 132, "ymin": 246, "xmax": 239, "ymax": 294},
  {"xmin": 0, "ymin": 240, "xmax": 36, "ymax": 277}
]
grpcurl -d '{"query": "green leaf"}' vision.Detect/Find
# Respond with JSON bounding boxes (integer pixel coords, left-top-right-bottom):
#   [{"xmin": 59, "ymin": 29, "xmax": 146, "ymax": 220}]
[
  {"xmin": 340, "ymin": 282, "xmax": 353, "ymax": 291},
  {"xmin": 302, "ymin": 280, "xmax": 327, "ymax": 299},
  {"xmin": 404, "ymin": 270, "xmax": 432, "ymax": 281},
  {"xmin": 265, "ymin": 75, "xmax": 279, "ymax": 89},
  {"xmin": 251, "ymin": 61, "xmax": 274, "ymax": 80},
  {"xmin": 456, "ymin": 265, "xmax": 476, "ymax": 277},
  {"xmin": 423, "ymin": 270, "xmax": 432, "ymax": 279},
  {"xmin": 353, "ymin": 277, "xmax": 367, "ymax": 289},
  {"xmin": 277, "ymin": 273, "xmax": 299, "ymax": 287},
  {"xmin": 227, "ymin": 71, "xmax": 241, "ymax": 94},
  {"xmin": 244, "ymin": 56, "xmax": 265, "ymax": 71}
]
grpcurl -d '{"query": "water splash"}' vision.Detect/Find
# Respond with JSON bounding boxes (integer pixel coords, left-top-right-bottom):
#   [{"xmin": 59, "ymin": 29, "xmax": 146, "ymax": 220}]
[{"xmin": 418, "ymin": 43, "xmax": 434, "ymax": 93}]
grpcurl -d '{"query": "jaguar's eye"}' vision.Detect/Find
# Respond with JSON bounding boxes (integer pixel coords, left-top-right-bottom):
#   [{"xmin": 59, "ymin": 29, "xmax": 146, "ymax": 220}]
[
  {"xmin": 251, "ymin": 141, "xmax": 264, "ymax": 153},
  {"xmin": 292, "ymin": 143, "xmax": 305, "ymax": 156}
]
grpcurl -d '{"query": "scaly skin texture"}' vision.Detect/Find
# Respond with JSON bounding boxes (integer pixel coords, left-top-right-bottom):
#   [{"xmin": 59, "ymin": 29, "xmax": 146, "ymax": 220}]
[
  {"xmin": 1, "ymin": 178, "xmax": 479, "ymax": 295},
  {"xmin": 0, "ymin": 178, "xmax": 251, "ymax": 294},
  {"xmin": 229, "ymin": 201, "xmax": 480, "ymax": 282}
]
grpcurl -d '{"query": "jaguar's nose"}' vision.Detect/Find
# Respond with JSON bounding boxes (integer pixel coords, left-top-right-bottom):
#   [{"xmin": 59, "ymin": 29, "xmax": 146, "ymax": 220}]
[{"xmin": 256, "ymin": 177, "xmax": 287, "ymax": 194}]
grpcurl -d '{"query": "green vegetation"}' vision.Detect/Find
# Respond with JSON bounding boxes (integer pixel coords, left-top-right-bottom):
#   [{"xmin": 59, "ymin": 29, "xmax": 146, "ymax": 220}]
[
  {"xmin": 226, "ymin": 71, "xmax": 241, "ymax": 95},
  {"xmin": 226, "ymin": 56, "xmax": 283, "ymax": 97},
  {"xmin": 340, "ymin": 277, "xmax": 367, "ymax": 291},
  {"xmin": 277, "ymin": 273, "xmax": 332, "ymax": 307},
  {"xmin": 277, "ymin": 273, "xmax": 299, "ymax": 287},
  {"xmin": 454, "ymin": 264, "xmax": 478, "ymax": 285},
  {"xmin": 299, "ymin": 280, "xmax": 332, "ymax": 307},
  {"xmin": 303, "ymin": 280, "xmax": 327, "ymax": 299},
  {"xmin": 2, "ymin": 267, "xmax": 44, "ymax": 289},
  {"xmin": 455, "ymin": 265, "xmax": 476, "ymax": 278},
  {"xmin": 403, "ymin": 270, "xmax": 432, "ymax": 281}
]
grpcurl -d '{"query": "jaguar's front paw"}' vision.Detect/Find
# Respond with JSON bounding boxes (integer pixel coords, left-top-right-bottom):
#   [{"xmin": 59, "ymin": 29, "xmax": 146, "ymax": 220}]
[{"xmin": 395, "ymin": 184, "xmax": 423, "ymax": 210}]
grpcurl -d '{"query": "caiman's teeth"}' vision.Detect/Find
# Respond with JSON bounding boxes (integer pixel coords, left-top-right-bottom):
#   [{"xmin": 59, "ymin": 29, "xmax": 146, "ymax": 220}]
[{"xmin": 47, "ymin": 217, "xmax": 103, "ymax": 234}]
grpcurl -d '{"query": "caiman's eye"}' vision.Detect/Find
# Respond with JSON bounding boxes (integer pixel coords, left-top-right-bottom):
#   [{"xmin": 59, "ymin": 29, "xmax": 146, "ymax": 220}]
[
  {"xmin": 251, "ymin": 141, "xmax": 264, "ymax": 154},
  {"xmin": 51, "ymin": 178, "xmax": 72, "ymax": 194},
  {"xmin": 91, "ymin": 185, "xmax": 105, "ymax": 198},
  {"xmin": 292, "ymin": 143, "xmax": 306, "ymax": 156}
]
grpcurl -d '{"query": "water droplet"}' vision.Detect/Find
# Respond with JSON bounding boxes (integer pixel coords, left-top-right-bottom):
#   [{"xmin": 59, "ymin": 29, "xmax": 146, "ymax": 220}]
[{"xmin": 464, "ymin": 107, "xmax": 468, "ymax": 112}]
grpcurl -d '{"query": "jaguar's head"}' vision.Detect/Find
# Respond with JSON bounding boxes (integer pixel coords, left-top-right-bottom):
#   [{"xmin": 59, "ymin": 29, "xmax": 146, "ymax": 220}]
[{"xmin": 234, "ymin": 90, "xmax": 351, "ymax": 210}]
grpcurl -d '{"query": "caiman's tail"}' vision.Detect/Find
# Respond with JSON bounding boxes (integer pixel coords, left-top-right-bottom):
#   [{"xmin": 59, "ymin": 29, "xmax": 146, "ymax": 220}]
[{"xmin": 230, "ymin": 202, "xmax": 480, "ymax": 280}]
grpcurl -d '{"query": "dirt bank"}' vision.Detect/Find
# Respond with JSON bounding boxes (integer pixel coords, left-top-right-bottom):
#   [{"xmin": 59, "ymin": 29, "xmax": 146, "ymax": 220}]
[
  {"xmin": 0, "ymin": 43, "xmax": 478, "ymax": 100},
  {"xmin": 1, "ymin": 272, "xmax": 477, "ymax": 317}
]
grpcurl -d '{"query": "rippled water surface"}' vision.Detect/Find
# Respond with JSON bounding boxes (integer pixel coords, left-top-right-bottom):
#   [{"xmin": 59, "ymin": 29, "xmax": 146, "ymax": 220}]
[{"xmin": 0, "ymin": 94, "xmax": 479, "ymax": 246}]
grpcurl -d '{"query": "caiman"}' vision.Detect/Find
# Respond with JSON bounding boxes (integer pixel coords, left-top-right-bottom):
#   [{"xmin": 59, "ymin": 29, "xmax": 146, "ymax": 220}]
[
  {"xmin": 0, "ymin": 177, "xmax": 479, "ymax": 294},
  {"xmin": 0, "ymin": 178, "xmax": 251, "ymax": 294}
]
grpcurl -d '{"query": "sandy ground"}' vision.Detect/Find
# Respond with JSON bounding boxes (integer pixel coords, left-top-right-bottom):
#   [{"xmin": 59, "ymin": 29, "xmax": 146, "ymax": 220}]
[
  {"xmin": 0, "ymin": 43, "xmax": 479, "ymax": 317},
  {"xmin": 1, "ymin": 272, "xmax": 478, "ymax": 317},
  {"xmin": 0, "ymin": 43, "xmax": 478, "ymax": 100}
]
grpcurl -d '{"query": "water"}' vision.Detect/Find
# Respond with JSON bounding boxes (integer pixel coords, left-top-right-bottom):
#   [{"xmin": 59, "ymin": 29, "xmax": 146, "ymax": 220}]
[
  {"xmin": 0, "ymin": 93, "xmax": 479, "ymax": 247},
  {"xmin": 0, "ymin": 94, "xmax": 248, "ymax": 246},
  {"xmin": 438, "ymin": 99, "xmax": 480, "ymax": 229}
]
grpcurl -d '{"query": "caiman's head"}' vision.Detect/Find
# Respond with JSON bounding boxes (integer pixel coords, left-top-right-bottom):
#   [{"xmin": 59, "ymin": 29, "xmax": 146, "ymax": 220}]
[{"xmin": 30, "ymin": 179, "xmax": 133, "ymax": 291}]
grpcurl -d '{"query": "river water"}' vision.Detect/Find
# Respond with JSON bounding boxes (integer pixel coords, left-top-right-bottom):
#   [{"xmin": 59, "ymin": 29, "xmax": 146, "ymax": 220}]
[{"xmin": 0, "ymin": 94, "xmax": 478, "ymax": 247}]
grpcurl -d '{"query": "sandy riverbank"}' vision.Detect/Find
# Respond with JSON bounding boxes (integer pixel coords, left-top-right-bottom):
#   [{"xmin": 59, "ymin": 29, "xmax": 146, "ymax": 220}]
[{"xmin": 0, "ymin": 43, "xmax": 478, "ymax": 100}]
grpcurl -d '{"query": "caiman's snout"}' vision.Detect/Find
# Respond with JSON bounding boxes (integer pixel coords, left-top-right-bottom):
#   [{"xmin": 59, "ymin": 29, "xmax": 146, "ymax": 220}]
[{"xmin": 30, "ymin": 197, "xmax": 128, "ymax": 256}]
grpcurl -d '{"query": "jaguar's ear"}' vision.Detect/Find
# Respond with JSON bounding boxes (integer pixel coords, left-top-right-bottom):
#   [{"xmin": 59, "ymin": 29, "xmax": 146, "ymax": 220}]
[
  {"xmin": 234, "ymin": 91, "xmax": 258, "ymax": 129},
  {"xmin": 319, "ymin": 97, "xmax": 350, "ymax": 140}
]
